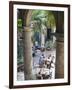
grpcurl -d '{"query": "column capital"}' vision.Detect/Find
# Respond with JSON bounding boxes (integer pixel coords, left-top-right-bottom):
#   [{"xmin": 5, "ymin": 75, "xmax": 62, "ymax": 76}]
[{"xmin": 23, "ymin": 26, "xmax": 31, "ymax": 32}]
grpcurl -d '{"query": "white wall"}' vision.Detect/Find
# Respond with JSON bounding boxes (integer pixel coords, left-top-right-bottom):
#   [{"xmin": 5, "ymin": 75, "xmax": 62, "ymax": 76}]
[{"xmin": 0, "ymin": 0, "xmax": 72, "ymax": 90}]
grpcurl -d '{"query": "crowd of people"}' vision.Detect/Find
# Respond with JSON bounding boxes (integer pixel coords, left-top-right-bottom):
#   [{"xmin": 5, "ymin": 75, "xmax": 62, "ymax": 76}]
[
  {"xmin": 35, "ymin": 53, "xmax": 55, "ymax": 79},
  {"xmin": 32, "ymin": 41, "xmax": 56, "ymax": 80}
]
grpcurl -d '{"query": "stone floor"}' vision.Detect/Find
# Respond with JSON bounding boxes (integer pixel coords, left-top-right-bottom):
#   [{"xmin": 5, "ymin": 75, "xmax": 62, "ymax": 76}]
[{"xmin": 17, "ymin": 49, "xmax": 56, "ymax": 81}]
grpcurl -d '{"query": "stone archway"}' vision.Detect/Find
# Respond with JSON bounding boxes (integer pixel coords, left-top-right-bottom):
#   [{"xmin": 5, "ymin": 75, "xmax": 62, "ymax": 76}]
[{"xmin": 22, "ymin": 10, "xmax": 64, "ymax": 80}]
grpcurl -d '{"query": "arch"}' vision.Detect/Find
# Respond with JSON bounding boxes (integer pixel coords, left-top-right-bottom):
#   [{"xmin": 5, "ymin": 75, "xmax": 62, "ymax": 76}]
[
  {"xmin": 25, "ymin": 10, "xmax": 33, "ymax": 26},
  {"xmin": 22, "ymin": 10, "xmax": 64, "ymax": 80}
]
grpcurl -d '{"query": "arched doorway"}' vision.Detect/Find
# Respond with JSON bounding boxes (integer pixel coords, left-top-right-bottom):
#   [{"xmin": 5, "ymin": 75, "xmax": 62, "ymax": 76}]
[{"xmin": 17, "ymin": 9, "xmax": 64, "ymax": 80}]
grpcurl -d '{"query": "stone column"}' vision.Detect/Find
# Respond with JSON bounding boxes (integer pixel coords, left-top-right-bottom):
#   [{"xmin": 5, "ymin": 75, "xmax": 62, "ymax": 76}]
[
  {"xmin": 54, "ymin": 11, "xmax": 64, "ymax": 78},
  {"xmin": 23, "ymin": 26, "xmax": 33, "ymax": 80},
  {"xmin": 55, "ymin": 34, "xmax": 64, "ymax": 78}
]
